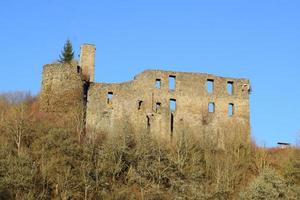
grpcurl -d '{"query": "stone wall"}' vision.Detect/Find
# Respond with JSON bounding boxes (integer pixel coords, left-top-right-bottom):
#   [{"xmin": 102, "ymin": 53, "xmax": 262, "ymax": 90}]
[
  {"xmin": 39, "ymin": 43, "xmax": 251, "ymax": 144},
  {"xmin": 39, "ymin": 61, "xmax": 85, "ymax": 114},
  {"xmin": 85, "ymin": 70, "xmax": 251, "ymax": 143}
]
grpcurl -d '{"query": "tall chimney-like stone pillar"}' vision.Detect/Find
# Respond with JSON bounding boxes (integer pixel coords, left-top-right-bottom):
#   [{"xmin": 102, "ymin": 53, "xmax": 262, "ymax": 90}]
[{"xmin": 79, "ymin": 44, "xmax": 96, "ymax": 82}]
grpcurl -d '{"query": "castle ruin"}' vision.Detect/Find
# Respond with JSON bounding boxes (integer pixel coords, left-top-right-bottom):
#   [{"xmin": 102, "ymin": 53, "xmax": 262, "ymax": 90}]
[{"xmin": 40, "ymin": 44, "xmax": 251, "ymax": 143}]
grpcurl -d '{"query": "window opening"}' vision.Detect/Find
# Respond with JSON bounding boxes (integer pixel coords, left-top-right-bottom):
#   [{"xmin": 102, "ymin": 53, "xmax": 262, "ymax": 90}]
[
  {"xmin": 77, "ymin": 66, "xmax": 81, "ymax": 73},
  {"xmin": 170, "ymin": 113, "xmax": 174, "ymax": 133},
  {"xmin": 155, "ymin": 79, "xmax": 161, "ymax": 89},
  {"xmin": 107, "ymin": 92, "xmax": 113, "ymax": 104},
  {"xmin": 227, "ymin": 81, "xmax": 233, "ymax": 95},
  {"xmin": 207, "ymin": 79, "xmax": 214, "ymax": 93},
  {"xmin": 138, "ymin": 100, "xmax": 143, "ymax": 110},
  {"xmin": 208, "ymin": 102, "xmax": 215, "ymax": 113},
  {"xmin": 169, "ymin": 99, "xmax": 176, "ymax": 112},
  {"xmin": 156, "ymin": 102, "xmax": 161, "ymax": 113},
  {"xmin": 169, "ymin": 75, "xmax": 176, "ymax": 90},
  {"xmin": 228, "ymin": 103, "xmax": 234, "ymax": 116}
]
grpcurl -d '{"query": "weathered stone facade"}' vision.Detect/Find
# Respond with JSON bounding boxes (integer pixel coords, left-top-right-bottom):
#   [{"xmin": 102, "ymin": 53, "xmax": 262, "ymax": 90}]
[
  {"xmin": 40, "ymin": 44, "xmax": 251, "ymax": 143},
  {"xmin": 79, "ymin": 44, "xmax": 95, "ymax": 83},
  {"xmin": 39, "ymin": 61, "xmax": 85, "ymax": 114}
]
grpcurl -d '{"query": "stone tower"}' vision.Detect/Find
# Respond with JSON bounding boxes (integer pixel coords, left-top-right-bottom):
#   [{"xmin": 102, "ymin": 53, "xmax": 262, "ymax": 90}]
[
  {"xmin": 79, "ymin": 44, "xmax": 96, "ymax": 83},
  {"xmin": 39, "ymin": 61, "xmax": 85, "ymax": 114},
  {"xmin": 40, "ymin": 44, "xmax": 96, "ymax": 115}
]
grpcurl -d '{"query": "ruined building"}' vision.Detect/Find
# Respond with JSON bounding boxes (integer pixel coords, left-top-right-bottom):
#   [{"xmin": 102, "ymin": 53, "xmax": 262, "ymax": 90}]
[{"xmin": 40, "ymin": 44, "xmax": 251, "ymax": 143}]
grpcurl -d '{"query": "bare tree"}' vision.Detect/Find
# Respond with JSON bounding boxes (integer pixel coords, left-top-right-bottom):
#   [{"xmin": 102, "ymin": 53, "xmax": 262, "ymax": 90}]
[{"xmin": 3, "ymin": 104, "xmax": 32, "ymax": 156}]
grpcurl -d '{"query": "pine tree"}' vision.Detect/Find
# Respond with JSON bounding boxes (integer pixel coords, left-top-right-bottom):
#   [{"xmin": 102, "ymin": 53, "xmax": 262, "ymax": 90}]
[{"xmin": 59, "ymin": 39, "xmax": 74, "ymax": 63}]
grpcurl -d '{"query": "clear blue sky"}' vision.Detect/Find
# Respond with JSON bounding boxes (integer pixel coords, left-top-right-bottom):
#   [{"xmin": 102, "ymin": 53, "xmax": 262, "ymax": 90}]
[{"xmin": 0, "ymin": 0, "xmax": 299, "ymax": 147}]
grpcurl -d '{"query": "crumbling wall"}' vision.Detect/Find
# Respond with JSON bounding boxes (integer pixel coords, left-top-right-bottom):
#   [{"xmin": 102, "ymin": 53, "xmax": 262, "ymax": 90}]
[
  {"xmin": 39, "ymin": 62, "xmax": 85, "ymax": 114},
  {"xmin": 85, "ymin": 70, "xmax": 251, "ymax": 143},
  {"xmin": 39, "ymin": 43, "xmax": 251, "ymax": 145}
]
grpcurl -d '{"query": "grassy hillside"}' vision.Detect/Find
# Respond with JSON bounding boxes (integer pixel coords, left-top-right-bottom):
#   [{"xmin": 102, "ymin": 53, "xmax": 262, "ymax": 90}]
[{"xmin": 0, "ymin": 92, "xmax": 299, "ymax": 200}]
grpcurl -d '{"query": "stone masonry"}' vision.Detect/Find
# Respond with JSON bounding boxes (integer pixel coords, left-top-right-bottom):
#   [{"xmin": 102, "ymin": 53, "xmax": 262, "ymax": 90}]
[{"xmin": 40, "ymin": 44, "xmax": 251, "ymax": 143}]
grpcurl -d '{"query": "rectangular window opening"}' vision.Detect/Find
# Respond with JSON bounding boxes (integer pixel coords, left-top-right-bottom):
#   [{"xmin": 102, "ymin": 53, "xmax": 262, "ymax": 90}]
[
  {"xmin": 77, "ymin": 66, "xmax": 81, "ymax": 73},
  {"xmin": 155, "ymin": 79, "xmax": 161, "ymax": 89},
  {"xmin": 169, "ymin": 99, "xmax": 176, "ymax": 112},
  {"xmin": 227, "ymin": 81, "xmax": 233, "ymax": 95},
  {"xmin": 169, "ymin": 75, "xmax": 176, "ymax": 90},
  {"xmin": 228, "ymin": 103, "xmax": 234, "ymax": 116},
  {"xmin": 208, "ymin": 102, "xmax": 215, "ymax": 113},
  {"xmin": 156, "ymin": 102, "xmax": 161, "ymax": 113},
  {"xmin": 207, "ymin": 79, "xmax": 214, "ymax": 94},
  {"xmin": 107, "ymin": 92, "xmax": 113, "ymax": 104}
]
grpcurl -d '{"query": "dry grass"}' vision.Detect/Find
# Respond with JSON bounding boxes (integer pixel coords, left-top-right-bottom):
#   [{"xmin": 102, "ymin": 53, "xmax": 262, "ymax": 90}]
[{"xmin": 0, "ymin": 93, "xmax": 299, "ymax": 200}]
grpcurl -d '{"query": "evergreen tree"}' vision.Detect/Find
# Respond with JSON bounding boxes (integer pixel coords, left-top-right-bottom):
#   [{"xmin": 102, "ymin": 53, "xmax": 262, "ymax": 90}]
[{"xmin": 59, "ymin": 39, "xmax": 74, "ymax": 63}]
